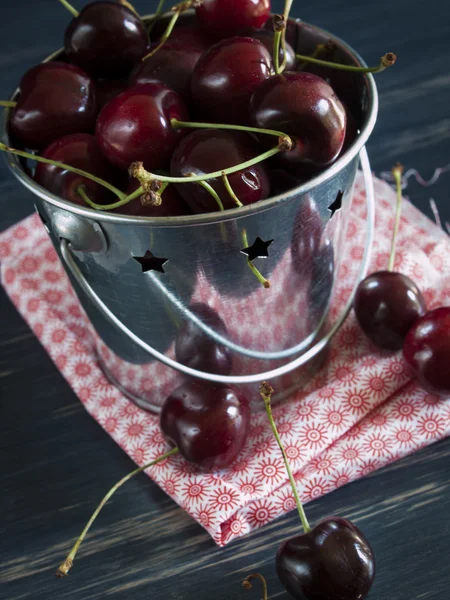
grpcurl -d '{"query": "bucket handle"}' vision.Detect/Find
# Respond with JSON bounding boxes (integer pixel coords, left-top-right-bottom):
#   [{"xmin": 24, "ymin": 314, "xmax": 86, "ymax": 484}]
[{"xmin": 60, "ymin": 147, "xmax": 375, "ymax": 385}]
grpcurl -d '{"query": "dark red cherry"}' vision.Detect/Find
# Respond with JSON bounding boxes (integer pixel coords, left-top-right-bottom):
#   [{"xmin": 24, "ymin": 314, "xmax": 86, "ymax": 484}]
[
  {"xmin": 160, "ymin": 380, "xmax": 250, "ymax": 471},
  {"xmin": 95, "ymin": 78, "xmax": 129, "ymax": 110},
  {"xmin": 196, "ymin": 0, "xmax": 270, "ymax": 39},
  {"xmin": 276, "ymin": 517, "xmax": 375, "ymax": 600},
  {"xmin": 10, "ymin": 62, "xmax": 97, "ymax": 151},
  {"xmin": 157, "ymin": 23, "xmax": 215, "ymax": 53},
  {"xmin": 403, "ymin": 307, "xmax": 450, "ymax": 395},
  {"xmin": 170, "ymin": 129, "xmax": 270, "ymax": 213},
  {"xmin": 249, "ymin": 29, "xmax": 296, "ymax": 71},
  {"xmin": 191, "ymin": 37, "xmax": 272, "ymax": 124},
  {"xmin": 96, "ymin": 83, "xmax": 189, "ymax": 171},
  {"xmin": 175, "ymin": 303, "xmax": 232, "ymax": 375},
  {"xmin": 121, "ymin": 177, "xmax": 191, "ymax": 217},
  {"xmin": 64, "ymin": 1, "xmax": 148, "ymax": 78},
  {"xmin": 130, "ymin": 41, "xmax": 202, "ymax": 102},
  {"xmin": 250, "ymin": 72, "xmax": 347, "ymax": 167},
  {"xmin": 34, "ymin": 133, "xmax": 125, "ymax": 206},
  {"xmin": 354, "ymin": 271, "xmax": 427, "ymax": 351}
]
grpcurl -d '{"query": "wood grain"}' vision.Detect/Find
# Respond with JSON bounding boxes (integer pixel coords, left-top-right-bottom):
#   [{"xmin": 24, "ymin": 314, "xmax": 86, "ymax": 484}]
[{"xmin": 1, "ymin": 1, "xmax": 449, "ymax": 599}]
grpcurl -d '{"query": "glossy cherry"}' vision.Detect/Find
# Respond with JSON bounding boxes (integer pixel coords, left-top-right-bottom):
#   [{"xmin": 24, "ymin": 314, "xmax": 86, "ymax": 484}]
[
  {"xmin": 277, "ymin": 517, "xmax": 375, "ymax": 600},
  {"xmin": 64, "ymin": 1, "xmax": 148, "ymax": 78},
  {"xmin": 130, "ymin": 41, "xmax": 202, "ymax": 102},
  {"xmin": 191, "ymin": 37, "xmax": 272, "ymax": 124},
  {"xmin": 96, "ymin": 83, "xmax": 189, "ymax": 171},
  {"xmin": 403, "ymin": 307, "xmax": 450, "ymax": 395},
  {"xmin": 175, "ymin": 303, "xmax": 232, "ymax": 375},
  {"xmin": 250, "ymin": 71, "xmax": 347, "ymax": 167},
  {"xmin": 95, "ymin": 79, "xmax": 129, "ymax": 111},
  {"xmin": 354, "ymin": 271, "xmax": 427, "ymax": 351},
  {"xmin": 34, "ymin": 133, "xmax": 125, "ymax": 206},
  {"xmin": 122, "ymin": 177, "xmax": 191, "ymax": 217},
  {"xmin": 10, "ymin": 62, "xmax": 97, "ymax": 151},
  {"xmin": 196, "ymin": 0, "xmax": 270, "ymax": 39},
  {"xmin": 170, "ymin": 129, "xmax": 270, "ymax": 213},
  {"xmin": 249, "ymin": 29, "xmax": 296, "ymax": 71},
  {"xmin": 160, "ymin": 380, "xmax": 250, "ymax": 471},
  {"xmin": 155, "ymin": 22, "xmax": 215, "ymax": 53}
]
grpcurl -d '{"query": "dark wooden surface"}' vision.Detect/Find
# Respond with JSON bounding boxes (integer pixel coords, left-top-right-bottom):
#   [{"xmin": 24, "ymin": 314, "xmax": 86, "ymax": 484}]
[{"xmin": 1, "ymin": 1, "xmax": 449, "ymax": 598}]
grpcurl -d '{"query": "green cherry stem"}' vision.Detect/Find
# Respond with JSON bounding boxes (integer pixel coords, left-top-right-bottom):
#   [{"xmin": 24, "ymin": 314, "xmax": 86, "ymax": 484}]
[
  {"xmin": 0, "ymin": 100, "xmax": 17, "ymax": 108},
  {"xmin": 243, "ymin": 573, "xmax": 268, "ymax": 600},
  {"xmin": 260, "ymin": 382, "xmax": 311, "ymax": 532},
  {"xmin": 295, "ymin": 51, "xmax": 397, "ymax": 73},
  {"xmin": 280, "ymin": 0, "xmax": 294, "ymax": 73},
  {"xmin": 242, "ymin": 229, "xmax": 270, "ymax": 289},
  {"xmin": 57, "ymin": 0, "xmax": 79, "ymax": 17},
  {"xmin": 222, "ymin": 173, "xmax": 243, "ymax": 208},
  {"xmin": 55, "ymin": 447, "xmax": 179, "ymax": 578},
  {"xmin": 76, "ymin": 185, "xmax": 94, "ymax": 207},
  {"xmin": 0, "ymin": 143, "xmax": 126, "ymax": 201},
  {"xmin": 197, "ymin": 180, "xmax": 225, "ymax": 211},
  {"xmin": 171, "ymin": 118, "xmax": 291, "ymax": 144},
  {"xmin": 388, "ymin": 163, "xmax": 404, "ymax": 272},
  {"xmin": 273, "ymin": 20, "xmax": 283, "ymax": 75},
  {"xmin": 147, "ymin": 0, "xmax": 166, "ymax": 33}
]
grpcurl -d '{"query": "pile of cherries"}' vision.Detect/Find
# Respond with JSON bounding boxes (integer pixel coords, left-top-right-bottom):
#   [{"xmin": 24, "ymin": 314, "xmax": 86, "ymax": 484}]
[{"xmin": 4, "ymin": 0, "xmax": 356, "ymax": 217}]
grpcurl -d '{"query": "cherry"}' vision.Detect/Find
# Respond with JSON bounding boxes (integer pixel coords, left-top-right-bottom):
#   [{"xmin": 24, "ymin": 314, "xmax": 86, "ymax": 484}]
[
  {"xmin": 154, "ymin": 22, "xmax": 215, "ymax": 53},
  {"xmin": 276, "ymin": 517, "xmax": 376, "ymax": 600},
  {"xmin": 250, "ymin": 72, "xmax": 347, "ymax": 167},
  {"xmin": 196, "ymin": 0, "xmax": 271, "ymax": 39},
  {"xmin": 64, "ymin": 1, "xmax": 148, "ymax": 78},
  {"xmin": 403, "ymin": 307, "xmax": 450, "ymax": 395},
  {"xmin": 191, "ymin": 37, "xmax": 272, "ymax": 124},
  {"xmin": 160, "ymin": 380, "xmax": 250, "ymax": 471},
  {"xmin": 130, "ymin": 41, "xmax": 202, "ymax": 102},
  {"xmin": 170, "ymin": 129, "xmax": 270, "ymax": 213},
  {"xmin": 95, "ymin": 83, "xmax": 189, "ymax": 171},
  {"xmin": 175, "ymin": 303, "xmax": 232, "ymax": 375},
  {"xmin": 10, "ymin": 62, "xmax": 97, "ymax": 151},
  {"xmin": 249, "ymin": 29, "xmax": 296, "ymax": 71},
  {"xmin": 34, "ymin": 133, "xmax": 125, "ymax": 206},
  {"xmin": 355, "ymin": 271, "xmax": 427, "ymax": 351},
  {"xmin": 95, "ymin": 78, "xmax": 128, "ymax": 110},
  {"xmin": 122, "ymin": 177, "xmax": 191, "ymax": 217}
]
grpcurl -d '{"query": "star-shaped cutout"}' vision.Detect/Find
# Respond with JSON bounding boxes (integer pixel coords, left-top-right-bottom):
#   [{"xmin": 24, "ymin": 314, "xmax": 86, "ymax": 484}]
[
  {"xmin": 241, "ymin": 236, "xmax": 274, "ymax": 262},
  {"xmin": 133, "ymin": 250, "xmax": 168, "ymax": 274},
  {"xmin": 328, "ymin": 190, "xmax": 344, "ymax": 219}
]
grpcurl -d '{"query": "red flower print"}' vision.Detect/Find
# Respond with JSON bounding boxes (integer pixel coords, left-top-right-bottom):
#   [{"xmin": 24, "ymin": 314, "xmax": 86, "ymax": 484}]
[
  {"xmin": 318, "ymin": 386, "xmax": 335, "ymax": 400},
  {"xmin": 237, "ymin": 477, "xmax": 264, "ymax": 496},
  {"xmin": 99, "ymin": 413, "xmax": 119, "ymax": 434},
  {"xmin": 277, "ymin": 419, "xmax": 297, "ymax": 436},
  {"xmin": 203, "ymin": 473, "xmax": 223, "ymax": 486},
  {"xmin": 140, "ymin": 378, "xmax": 153, "ymax": 393},
  {"xmin": 362, "ymin": 434, "xmax": 392, "ymax": 457},
  {"xmin": 55, "ymin": 354, "xmax": 68, "ymax": 370},
  {"xmin": 416, "ymin": 414, "xmax": 447, "ymax": 439},
  {"xmin": 330, "ymin": 469, "xmax": 352, "ymax": 489},
  {"xmin": 43, "ymin": 269, "xmax": 61, "ymax": 283},
  {"xmin": 223, "ymin": 515, "xmax": 248, "ymax": 541},
  {"xmin": 309, "ymin": 455, "xmax": 339, "ymax": 475},
  {"xmin": 346, "ymin": 423, "xmax": 364, "ymax": 439},
  {"xmin": 298, "ymin": 423, "xmax": 329, "ymax": 450},
  {"xmin": 247, "ymin": 500, "xmax": 277, "ymax": 528},
  {"xmin": 193, "ymin": 504, "xmax": 216, "ymax": 529},
  {"xmin": 146, "ymin": 427, "xmax": 167, "ymax": 448},
  {"xmin": 275, "ymin": 490, "xmax": 296, "ymax": 513},
  {"xmin": 356, "ymin": 460, "xmax": 379, "ymax": 477},
  {"xmin": 0, "ymin": 240, "xmax": 11, "ymax": 258},
  {"xmin": 68, "ymin": 303, "xmax": 83, "ymax": 318},
  {"xmin": 375, "ymin": 251, "xmax": 389, "ymax": 270},
  {"xmin": 252, "ymin": 436, "xmax": 277, "ymax": 456},
  {"xmin": 284, "ymin": 440, "xmax": 305, "ymax": 465},
  {"xmin": 390, "ymin": 399, "xmax": 420, "ymax": 422},
  {"xmin": 20, "ymin": 256, "xmax": 38, "ymax": 274},
  {"xmin": 74, "ymin": 361, "xmax": 92, "ymax": 379},
  {"xmin": 303, "ymin": 477, "xmax": 331, "ymax": 502},
  {"xmin": 95, "ymin": 374, "xmax": 112, "ymax": 391},
  {"xmin": 230, "ymin": 458, "xmax": 251, "ymax": 476},
  {"xmin": 51, "ymin": 328, "xmax": 66, "ymax": 344},
  {"xmin": 128, "ymin": 443, "xmax": 149, "ymax": 465},
  {"xmin": 3, "ymin": 267, "xmax": 15, "ymax": 284},
  {"xmin": 210, "ymin": 487, "xmax": 240, "ymax": 511},
  {"xmin": 78, "ymin": 387, "xmax": 91, "ymax": 402},
  {"xmin": 368, "ymin": 412, "xmax": 388, "ymax": 428},
  {"xmin": 43, "ymin": 289, "xmax": 63, "ymax": 305},
  {"xmin": 331, "ymin": 364, "xmax": 357, "ymax": 386},
  {"xmin": 384, "ymin": 359, "xmax": 406, "ymax": 381},
  {"xmin": 172, "ymin": 458, "xmax": 200, "ymax": 477},
  {"xmin": 254, "ymin": 458, "xmax": 285, "ymax": 484},
  {"xmin": 296, "ymin": 401, "xmax": 319, "ymax": 421},
  {"xmin": 361, "ymin": 372, "xmax": 388, "ymax": 398},
  {"xmin": 337, "ymin": 325, "xmax": 362, "ymax": 350},
  {"xmin": 359, "ymin": 355, "xmax": 378, "ymax": 369},
  {"xmin": 161, "ymin": 476, "xmax": 180, "ymax": 497},
  {"xmin": 126, "ymin": 420, "xmax": 146, "ymax": 439},
  {"xmin": 249, "ymin": 422, "xmax": 266, "ymax": 439},
  {"xmin": 181, "ymin": 480, "xmax": 211, "ymax": 504},
  {"xmin": 393, "ymin": 427, "xmax": 414, "ymax": 446},
  {"xmin": 338, "ymin": 444, "xmax": 361, "ymax": 465},
  {"xmin": 347, "ymin": 221, "xmax": 357, "ymax": 239},
  {"xmin": 15, "ymin": 225, "xmax": 29, "ymax": 239},
  {"xmin": 422, "ymin": 394, "xmax": 441, "ymax": 407},
  {"xmin": 45, "ymin": 246, "xmax": 58, "ymax": 263},
  {"xmin": 100, "ymin": 395, "xmax": 117, "ymax": 409},
  {"xmin": 27, "ymin": 298, "xmax": 40, "ymax": 313},
  {"xmin": 20, "ymin": 278, "xmax": 39, "ymax": 291},
  {"xmin": 321, "ymin": 406, "xmax": 350, "ymax": 431}
]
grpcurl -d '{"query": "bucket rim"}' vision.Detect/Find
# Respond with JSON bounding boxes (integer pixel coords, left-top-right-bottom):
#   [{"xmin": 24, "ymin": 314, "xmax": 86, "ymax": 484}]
[{"xmin": 2, "ymin": 16, "xmax": 379, "ymax": 228}]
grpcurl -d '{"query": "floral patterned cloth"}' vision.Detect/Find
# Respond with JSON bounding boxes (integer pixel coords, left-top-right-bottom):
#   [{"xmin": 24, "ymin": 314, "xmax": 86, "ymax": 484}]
[{"xmin": 1, "ymin": 172, "xmax": 449, "ymax": 546}]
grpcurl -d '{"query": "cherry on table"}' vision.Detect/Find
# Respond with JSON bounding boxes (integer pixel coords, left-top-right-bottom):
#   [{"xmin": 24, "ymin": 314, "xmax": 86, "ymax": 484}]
[
  {"xmin": 276, "ymin": 516, "xmax": 375, "ymax": 600},
  {"xmin": 64, "ymin": 1, "xmax": 148, "ymax": 78},
  {"xmin": 191, "ymin": 37, "xmax": 272, "ymax": 124},
  {"xmin": 34, "ymin": 133, "xmax": 126, "ymax": 206},
  {"xmin": 354, "ymin": 271, "xmax": 427, "ymax": 351},
  {"xmin": 160, "ymin": 380, "xmax": 250, "ymax": 472},
  {"xmin": 170, "ymin": 129, "xmax": 270, "ymax": 213},
  {"xmin": 196, "ymin": 0, "xmax": 270, "ymax": 39},
  {"xmin": 250, "ymin": 71, "xmax": 347, "ymax": 168},
  {"xmin": 10, "ymin": 62, "xmax": 97, "ymax": 151},
  {"xmin": 175, "ymin": 303, "xmax": 232, "ymax": 375},
  {"xmin": 403, "ymin": 306, "xmax": 450, "ymax": 395},
  {"xmin": 95, "ymin": 83, "xmax": 189, "ymax": 171},
  {"xmin": 122, "ymin": 177, "xmax": 191, "ymax": 217}
]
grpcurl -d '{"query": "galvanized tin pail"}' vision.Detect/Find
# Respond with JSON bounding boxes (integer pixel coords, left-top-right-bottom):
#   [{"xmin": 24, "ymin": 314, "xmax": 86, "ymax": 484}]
[{"xmin": 2, "ymin": 16, "xmax": 378, "ymax": 413}]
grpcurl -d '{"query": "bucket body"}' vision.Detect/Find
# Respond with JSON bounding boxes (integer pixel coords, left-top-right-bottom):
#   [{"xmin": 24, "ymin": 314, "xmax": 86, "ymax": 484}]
[{"xmin": 3, "ymin": 17, "xmax": 378, "ymax": 412}]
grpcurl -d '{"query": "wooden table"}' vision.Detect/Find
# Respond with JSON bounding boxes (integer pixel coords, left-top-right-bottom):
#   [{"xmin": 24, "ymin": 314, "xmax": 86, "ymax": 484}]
[{"xmin": 1, "ymin": 1, "xmax": 449, "ymax": 598}]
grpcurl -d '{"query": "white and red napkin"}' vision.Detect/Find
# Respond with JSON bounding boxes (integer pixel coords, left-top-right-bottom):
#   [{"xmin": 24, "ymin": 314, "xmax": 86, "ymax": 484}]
[{"xmin": 1, "ymin": 172, "xmax": 449, "ymax": 546}]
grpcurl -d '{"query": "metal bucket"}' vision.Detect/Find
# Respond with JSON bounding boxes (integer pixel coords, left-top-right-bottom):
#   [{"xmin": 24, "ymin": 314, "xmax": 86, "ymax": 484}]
[{"xmin": 2, "ymin": 16, "xmax": 378, "ymax": 413}]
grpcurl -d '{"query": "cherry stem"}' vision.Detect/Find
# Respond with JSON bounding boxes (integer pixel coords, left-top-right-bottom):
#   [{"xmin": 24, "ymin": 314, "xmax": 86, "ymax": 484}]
[
  {"xmin": 147, "ymin": 0, "xmax": 166, "ymax": 33},
  {"xmin": 118, "ymin": 0, "xmax": 139, "ymax": 16},
  {"xmin": 197, "ymin": 180, "xmax": 224, "ymax": 211},
  {"xmin": 260, "ymin": 382, "xmax": 311, "ymax": 532},
  {"xmin": 222, "ymin": 173, "xmax": 243, "ymax": 208},
  {"xmin": 280, "ymin": 0, "xmax": 293, "ymax": 73},
  {"xmin": 0, "ymin": 143, "xmax": 126, "ymax": 201},
  {"xmin": 171, "ymin": 118, "xmax": 291, "ymax": 144},
  {"xmin": 242, "ymin": 229, "xmax": 270, "ymax": 288},
  {"xmin": 295, "ymin": 51, "xmax": 397, "ymax": 73},
  {"xmin": 57, "ymin": 0, "xmax": 79, "ymax": 17},
  {"xmin": 388, "ymin": 163, "xmax": 404, "ymax": 272},
  {"xmin": 55, "ymin": 447, "xmax": 179, "ymax": 577},
  {"xmin": 273, "ymin": 27, "xmax": 282, "ymax": 74},
  {"xmin": 0, "ymin": 100, "xmax": 17, "ymax": 108},
  {"xmin": 297, "ymin": 42, "xmax": 333, "ymax": 70},
  {"xmin": 242, "ymin": 573, "xmax": 268, "ymax": 600},
  {"xmin": 77, "ymin": 185, "xmax": 93, "ymax": 207}
]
